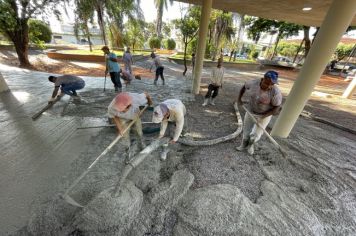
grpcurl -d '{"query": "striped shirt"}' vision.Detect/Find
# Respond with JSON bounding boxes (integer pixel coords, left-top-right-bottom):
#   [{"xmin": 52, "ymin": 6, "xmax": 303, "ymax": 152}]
[{"xmin": 210, "ymin": 67, "xmax": 224, "ymax": 86}]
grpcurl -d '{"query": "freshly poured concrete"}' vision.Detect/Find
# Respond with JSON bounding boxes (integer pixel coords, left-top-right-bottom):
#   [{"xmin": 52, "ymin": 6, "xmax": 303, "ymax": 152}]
[{"xmin": 1, "ymin": 60, "xmax": 356, "ymax": 235}]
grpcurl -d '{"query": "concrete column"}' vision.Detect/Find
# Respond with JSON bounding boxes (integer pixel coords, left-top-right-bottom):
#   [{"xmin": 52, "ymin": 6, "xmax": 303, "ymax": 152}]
[
  {"xmin": 192, "ymin": 0, "xmax": 212, "ymax": 94},
  {"xmin": 271, "ymin": 0, "xmax": 356, "ymax": 138},
  {"xmin": 0, "ymin": 72, "xmax": 10, "ymax": 93},
  {"xmin": 342, "ymin": 77, "xmax": 356, "ymax": 99}
]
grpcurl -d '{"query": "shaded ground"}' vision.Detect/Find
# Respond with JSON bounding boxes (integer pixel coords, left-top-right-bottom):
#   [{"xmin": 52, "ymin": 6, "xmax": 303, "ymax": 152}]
[{"xmin": 1, "ymin": 53, "xmax": 356, "ymax": 235}]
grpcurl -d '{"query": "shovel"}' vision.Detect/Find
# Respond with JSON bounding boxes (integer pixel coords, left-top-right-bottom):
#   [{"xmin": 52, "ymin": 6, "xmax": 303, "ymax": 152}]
[
  {"xmin": 242, "ymin": 105, "xmax": 287, "ymax": 158},
  {"xmin": 62, "ymin": 105, "xmax": 148, "ymax": 207}
]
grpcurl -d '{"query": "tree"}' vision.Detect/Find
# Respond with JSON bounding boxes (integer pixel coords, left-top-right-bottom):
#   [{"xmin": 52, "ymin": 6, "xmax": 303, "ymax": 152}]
[
  {"xmin": 28, "ymin": 19, "xmax": 52, "ymax": 48},
  {"xmin": 165, "ymin": 38, "xmax": 176, "ymax": 50},
  {"xmin": 122, "ymin": 20, "xmax": 145, "ymax": 51},
  {"xmin": 154, "ymin": 0, "xmax": 173, "ymax": 37},
  {"xmin": 149, "ymin": 37, "xmax": 161, "ymax": 49},
  {"xmin": 335, "ymin": 43, "xmax": 354, "ymax": 61},
  {"xmin": 173, "ymin": 5, "xmax": 200, "ymax": 75},
  {"xmin": 0, "ymin": 0, "xmax": 61, "ymax": 67},
  {"xmin": 74, "ymin": 0, "xmax": 94, "ymax": 51},
  {"xmin": 209, "ymin": 10, "xmax": 235, "ymax": 61}
]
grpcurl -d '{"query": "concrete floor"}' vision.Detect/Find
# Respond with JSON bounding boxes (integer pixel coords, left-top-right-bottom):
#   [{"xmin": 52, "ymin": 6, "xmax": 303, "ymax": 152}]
[{"xmin": 1, "ymin": 59, "xmax": 356, "ymax": 235}]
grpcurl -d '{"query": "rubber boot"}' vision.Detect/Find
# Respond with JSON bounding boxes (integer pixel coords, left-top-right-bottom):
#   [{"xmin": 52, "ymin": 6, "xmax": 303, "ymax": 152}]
[
  {"xmin": 210, "ymin": 98, "xmax": 215, "ymax": 105},
  {"xmin": 162, "ymin": 80, "xmax": 165, "ymax": 85},
  {"xmin": 202, "ymin": 98, "xmax": 209, "ymax": 106},
  {"xmin": 236, "ymin": 139, "xmax": 249, "ymax": 151}
]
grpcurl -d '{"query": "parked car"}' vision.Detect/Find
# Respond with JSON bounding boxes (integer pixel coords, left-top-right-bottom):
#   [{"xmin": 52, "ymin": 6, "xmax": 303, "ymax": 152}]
[{"xmin": 272, "ymin": 56, "xmax": 292, "ymax": 63}]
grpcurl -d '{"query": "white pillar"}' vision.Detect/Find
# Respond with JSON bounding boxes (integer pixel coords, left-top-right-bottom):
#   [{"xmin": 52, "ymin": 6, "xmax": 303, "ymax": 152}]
[
  {"xmin": 342, "ymin": 77, "xmax": 356, "ymax": 99},
  {"xmin": 271, "ymin": 0, "xmax": 356, "ymax": 138},
  {"xmin": 0, "ymin": 72, "xmax": 10, "ymax": 93},
  {"xmin": 192, "ymin": 0, "xmax": 212, "ymax": 94}
]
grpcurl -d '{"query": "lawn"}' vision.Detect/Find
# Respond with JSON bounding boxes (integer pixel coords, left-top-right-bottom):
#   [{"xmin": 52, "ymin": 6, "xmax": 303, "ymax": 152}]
[
  {"xmin": 57, "ymin": 49, "xmax": 152, "ymax": 56},
  {"xmin": 169, "ymin": 54, "xmax": 255, "ymax": 64}
]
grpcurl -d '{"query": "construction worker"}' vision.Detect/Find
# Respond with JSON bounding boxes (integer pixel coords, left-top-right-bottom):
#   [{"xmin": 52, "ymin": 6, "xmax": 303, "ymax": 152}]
[
  {"xmin": 123, "ymin": 47, "xmax": 134, "ymax": 74},
  {"xmin": 101, "ymin": 46, "xmax": 121, "ymax": 92},
  {"xmin": 150, "ymin": 52, "xmax": 165, "ymax": 85},
  {"xmin": 152, "ymin": 99, "xmax": 186, "ymax": 160},
  {"xmin": 120, "ymin": 69, "xmax": 141, "ymax": 85},
  {"xmin": 202, "ymin": 57, "xmax": 224, "ymax": 106},
  {"xmin": 108, "ymin": 92, "xmax": 153, "ymax": 150},
  {"xmin": 236, "ymin": 70, "xmax": 282, "ymax": 155},
  {"xmin": 48, "ymin": 74, "xmax": 85, "ymax": 104}
]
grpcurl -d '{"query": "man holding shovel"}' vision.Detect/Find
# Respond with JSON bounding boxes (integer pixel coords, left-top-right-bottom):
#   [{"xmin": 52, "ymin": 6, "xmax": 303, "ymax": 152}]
[
  {"xmin": 108, "ymin": 92, "xmax": 153, "ymax": 150},
  {"xmin": 102, "ymin": 46, "xmax": 122, "ymax": 92},
  {"xmin": 236, "ymin": 70, "xmax": 282, "ymax": 155}
]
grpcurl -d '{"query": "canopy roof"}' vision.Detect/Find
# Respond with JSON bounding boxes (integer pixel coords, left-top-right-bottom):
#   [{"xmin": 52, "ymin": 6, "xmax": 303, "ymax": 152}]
[{"xmin": 174, "ymin": 0, "xmax": 356, "ymax": 27}]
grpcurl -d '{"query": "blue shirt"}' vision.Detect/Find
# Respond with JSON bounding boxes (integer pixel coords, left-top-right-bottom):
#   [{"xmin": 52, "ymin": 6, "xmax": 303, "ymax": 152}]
[{"xmin": 106, "ymin": 52, "xmax": 120, "ymax": 72}]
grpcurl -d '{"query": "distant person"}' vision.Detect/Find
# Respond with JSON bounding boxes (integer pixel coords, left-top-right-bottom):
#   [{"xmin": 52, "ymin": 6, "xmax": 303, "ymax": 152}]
[
  {"xmin": 150, "ymin": 52, "xmax": 165, "ymax": 85},
  {"xmin": 123, "ymin": 47, "xmax": 134, "ymax": 74},
  {"xmin": 236, "ymin": 70, "xmax": 282, "ymax": 155},
  {"xmin": 152, "ymin": 99, "xmax": 186, "ymax": 160},
  {"xmin": 330, "ymin": 59, "xmax": 337, "ymax": 70},
  {"xmin": 101, "ymin": 46, "xmax": 121, "ymax": 92},
  {"xmin": 120, "ymin": 69, "xmax": 141, "ymax": 85},
  {"xmin": 202, "ymin": 58, "xmax": 225, "ymax": 106},
  {"xmin": 48, "ymin": 74, "xmax": 85, "ymax": 103},
  {"xmin": 191, "ymin": 53, "xmax": 196, "ymax": 72},
  {"xmin": 108, "ymin": 92, "xmax": 153, "ymax": 150}
]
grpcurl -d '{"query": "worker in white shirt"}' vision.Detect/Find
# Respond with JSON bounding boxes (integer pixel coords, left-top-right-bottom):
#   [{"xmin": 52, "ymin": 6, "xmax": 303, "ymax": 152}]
[
  {"xmin": 202, "ymin": 58, "xmax": 225, "ymax": 106},
  {"xmin": 152, "ymin": 99, "xmax": 186, "ymax": 160}
]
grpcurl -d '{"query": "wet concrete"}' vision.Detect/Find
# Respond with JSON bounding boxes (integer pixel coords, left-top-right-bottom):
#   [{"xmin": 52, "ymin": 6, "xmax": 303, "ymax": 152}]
[{"xmin": 1, "ymin": 59, "xmax": 356, "ymax": 235}]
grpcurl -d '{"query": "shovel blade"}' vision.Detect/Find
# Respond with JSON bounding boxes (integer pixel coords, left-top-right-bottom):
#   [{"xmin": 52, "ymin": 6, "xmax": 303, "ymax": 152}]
[{"xmin": 63, "ymin": 194, "xmax": 84, "ymax": 208}]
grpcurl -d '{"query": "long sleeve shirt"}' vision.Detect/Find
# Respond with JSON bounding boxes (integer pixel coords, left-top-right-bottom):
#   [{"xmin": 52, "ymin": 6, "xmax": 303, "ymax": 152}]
[
  {"xmin": 210, "ymin": 67, "xmax": 225, "ymax": 86},
  {"xmin": 159, "ymin": 99, "xmax": 186, "ymax": 142}
]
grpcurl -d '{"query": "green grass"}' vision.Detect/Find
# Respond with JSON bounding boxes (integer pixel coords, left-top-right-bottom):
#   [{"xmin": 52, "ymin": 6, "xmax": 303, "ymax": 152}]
[
  {"xmin": 170, "ymin": 54, "xmax": 255, "ymax": 64},
  {"xmin": 57, "ymin": 49, "xmax": 152, "ymax": 56}
]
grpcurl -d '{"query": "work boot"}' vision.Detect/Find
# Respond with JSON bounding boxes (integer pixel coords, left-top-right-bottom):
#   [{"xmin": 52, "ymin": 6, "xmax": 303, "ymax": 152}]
[
  {"xmin": 114, "ymin": 86, "xmax": 119, "ymax": 92},
  {"xmin": 210, "ymin": 98, "xmax": 215, "ymax": 105},
  {"xmin": 162, "ymin": 80, "xmax": 165, "ymax": 85},
  {"xmin": 154, "ymin": 80, "xmax": 157, "ymax": 86},
  {"xmin": 247, "ymin": 136, "xmax": 256, "ymax": 155},
  {"xmin": 202, "ymin": 98, "xmax": 209, "ymax": 106},
  {"xmin": 236, "ymin": 139, "xmax": 249, "ymax": 151}
]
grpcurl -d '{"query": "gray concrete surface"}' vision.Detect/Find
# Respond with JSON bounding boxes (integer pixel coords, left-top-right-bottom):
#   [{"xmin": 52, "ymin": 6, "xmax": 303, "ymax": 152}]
[{"xmin": 1, "ymin": 59, "xmax": 356, "ymax": 235}]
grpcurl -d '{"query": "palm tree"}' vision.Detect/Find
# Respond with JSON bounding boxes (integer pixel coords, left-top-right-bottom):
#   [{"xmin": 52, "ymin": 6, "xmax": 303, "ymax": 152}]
[
  {"xmin": 74, "ymin": 0, "xmax": 95, "ymax": 51},
  {"xmin": 154, "ymin": 0, "xmax": 173, "ymax": 38}
]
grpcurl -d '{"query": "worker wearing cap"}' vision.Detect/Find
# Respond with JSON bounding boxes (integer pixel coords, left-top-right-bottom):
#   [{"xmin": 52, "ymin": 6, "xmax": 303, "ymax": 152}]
[
  {"xmin": 48, "ymin": 74, "xmax": 85, "ymax": 104},
  {"xmin": 236, "ymin": 70, "xmax": 282, "ymax": 155},
  {"xmin": 108, "ymin": 92, "xmax": 153, "ymax": 149},
  {"xmin": 101, "ymin": 46, "xmax": 122, "ymax": 92},
  {"xmin": 152, "ymin": 99, "xmax": 186, "ymax": 160}
]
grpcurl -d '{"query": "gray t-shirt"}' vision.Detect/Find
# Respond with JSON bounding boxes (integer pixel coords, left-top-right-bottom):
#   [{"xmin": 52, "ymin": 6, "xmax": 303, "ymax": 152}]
[
  {"xmin": 123, "ymin": 52, "xmax": 133, "ymax": 64},
  {"xmin": 54, "ymin": 75, "xmax": 84, "ymax": 87},
  {"xmin": 244, "ymin": 79, "xmax": 282, "ymax": 115}
]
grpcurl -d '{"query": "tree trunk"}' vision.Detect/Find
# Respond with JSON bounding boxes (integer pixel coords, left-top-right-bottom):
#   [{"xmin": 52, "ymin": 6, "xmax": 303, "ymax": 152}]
[
  {"xmin": 271, "ymin": 33, "xmax": 281, "ymax": 59},
  {"xmin": 96, "ymin": 3, "xmax": 107, "ymax": 45},
  {"xmin": 155, "ymin": 7, "xmax": 163, "ymax": 37},
  {"xmin": 85, "ymin": 24, "xmax": 93, "ymax": 52},
  {"xmin": 10, "ymin": 19, "xmax": 31, "ymax": 67},
  {"xmin": 303, "ymin": 26, "xmax": 311, "ymax": 57},
  {"xmin": 183, "ymin": 40, "xmax": 188, "ymax": 76},
  {"xmin": 293, "ymin": 39, "xmax": 304, "ymax": 63}
]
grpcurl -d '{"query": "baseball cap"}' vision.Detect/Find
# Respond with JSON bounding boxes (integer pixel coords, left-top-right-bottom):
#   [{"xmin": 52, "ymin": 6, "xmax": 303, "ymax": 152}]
[
  {"xmin": 264, "ymin": 70, "xmax": 279, "ymax": 84},
  {"xmin": 115, "ymin": 92, "xmax": 132, "ymax": 112},
  {"xmin": 152, "ymin": 104, "xmax": 168, "ymax": 123}
]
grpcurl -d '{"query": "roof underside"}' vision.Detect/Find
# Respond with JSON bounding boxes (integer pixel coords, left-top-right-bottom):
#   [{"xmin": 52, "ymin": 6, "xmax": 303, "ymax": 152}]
[{"xmin": 174, "ymin": 0, "xmax": 356, "ymax": 27}]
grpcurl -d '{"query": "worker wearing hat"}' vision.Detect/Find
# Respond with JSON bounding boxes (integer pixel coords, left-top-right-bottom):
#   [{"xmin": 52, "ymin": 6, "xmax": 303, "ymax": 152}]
[
  {"xmin": 236, "ymin": 70, "xmax": 282, "ymax": 155},
  {"xmin": 152, "ymin": 99, "xmax": 186, "ymax": 160},
  {"xmin": 108, "ymin": 92, "xmax": 153, "ymax": 150}
]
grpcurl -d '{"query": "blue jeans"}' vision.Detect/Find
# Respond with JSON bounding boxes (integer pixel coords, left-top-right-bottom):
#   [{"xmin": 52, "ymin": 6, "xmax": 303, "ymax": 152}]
[{"xmin": 61, "ymin": 80, "xmax": 85, "ymax": 96}]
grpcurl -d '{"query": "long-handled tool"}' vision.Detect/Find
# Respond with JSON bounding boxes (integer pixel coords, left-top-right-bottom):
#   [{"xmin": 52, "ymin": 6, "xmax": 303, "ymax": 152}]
[
  {"xmin": 103, "ymin": 73, "xmax": 107, "ymax": 92},
  {"xmin": 242, "ymin": 105, "xmax": 287, "ymax": 158},
  {"xmin": 32, "ymin": 96, "xmax": 62, "ymax": 120},
  {"xmin": 62, "ymin": 105, "xmax": 148, "ymax": 207}
]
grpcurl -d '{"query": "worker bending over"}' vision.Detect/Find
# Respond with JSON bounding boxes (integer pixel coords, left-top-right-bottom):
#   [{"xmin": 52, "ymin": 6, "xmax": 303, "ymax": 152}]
[{"xmin": 48, "ymin": 74, "xmax": 85, "ymax": 103}]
